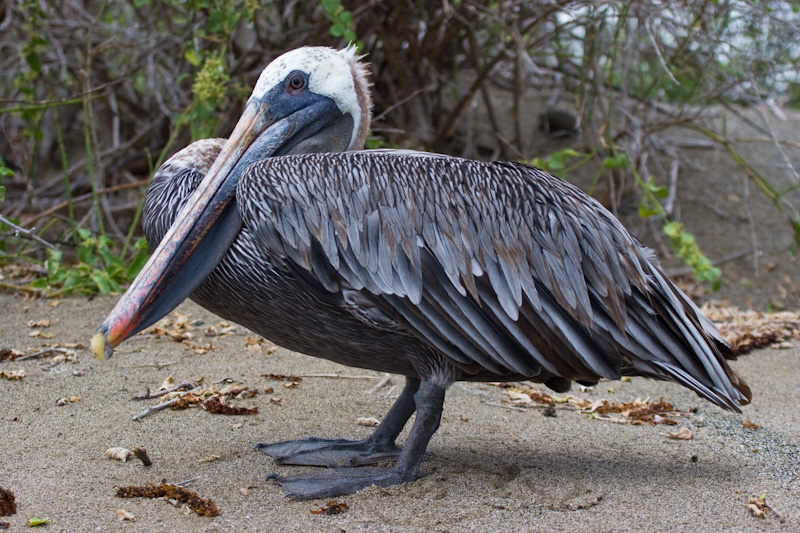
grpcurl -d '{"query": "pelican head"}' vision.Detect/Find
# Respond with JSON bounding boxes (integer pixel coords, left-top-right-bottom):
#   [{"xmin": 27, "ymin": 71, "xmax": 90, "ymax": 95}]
[{"xmin": 92, "ymin": 46, "xmax": 371, "ymax": 360}]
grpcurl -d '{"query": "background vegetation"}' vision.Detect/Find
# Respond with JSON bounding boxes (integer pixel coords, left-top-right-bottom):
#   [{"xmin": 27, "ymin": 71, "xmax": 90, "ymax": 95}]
[{"xmin": 2, "ymin": 0, "xmax": 800, "ymax": 295}]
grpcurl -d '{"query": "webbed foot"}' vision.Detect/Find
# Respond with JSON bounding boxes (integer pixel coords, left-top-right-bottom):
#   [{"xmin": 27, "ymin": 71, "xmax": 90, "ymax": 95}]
[
  {"xmin": 255, "ymin": 437, "xmax": 402, "ymax": 467},
  {"xmin": 268, "ymin": 467, "xmax": 423, "ymax": 500}
]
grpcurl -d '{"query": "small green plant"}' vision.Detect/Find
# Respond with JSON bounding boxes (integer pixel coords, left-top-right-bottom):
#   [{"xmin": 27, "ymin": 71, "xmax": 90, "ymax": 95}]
[
  {"xmin": 613, "ymin": 149, "xmax": 722, "ymax": 287},
  {"xmin": 0, "ymin": 161, "xmax": 11, "ymax": 202},
  {"xmin": 184, "ymin": 53, "xmax": 232, "ymax": 140},
  {"xmin": 530, "ymin": 148, "xmax": 589, "ymax": 177},
  {"xmin": 663, "ymin": 221, "xmax": 721, "ymax": 286},
  {"xmin": 30, "ymin": 230, "xmax": 150, "ymax": 296},
  {"xmin": 320, "ymin": 0, "xmax": 361, "ymax": 50}
]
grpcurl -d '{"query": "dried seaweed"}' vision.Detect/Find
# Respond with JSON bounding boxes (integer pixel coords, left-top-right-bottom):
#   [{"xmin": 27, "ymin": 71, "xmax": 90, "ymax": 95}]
[
  {"xmin": 501, "ymin": 384, "xmax": 693, "ymax": 426},
  {"xmin": 202, "ymin": 397, "xmax": 258, "ymax": 416},
  {"xmin": 116, "ymin": 481, "xmax": 219, "ymax": 517},
  {"xmin": 0, "ymin": 487, "xmax": 16, "ymax": 517},
  {"xmin": 262, "ymin": 373, "xmax": 302, "ymax": 382},
  {"xmin": 703, "ymin": 304, "xmax": 800, "ymax": 355}
]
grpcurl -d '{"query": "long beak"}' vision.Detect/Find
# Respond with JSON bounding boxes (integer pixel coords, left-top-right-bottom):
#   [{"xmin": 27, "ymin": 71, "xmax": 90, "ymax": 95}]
[{"xmin": 92, "ymin": 98, "xmax": 290, "ymax": 360}]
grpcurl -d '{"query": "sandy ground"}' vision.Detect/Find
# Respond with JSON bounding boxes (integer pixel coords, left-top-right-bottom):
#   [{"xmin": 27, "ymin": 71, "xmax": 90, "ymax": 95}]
[{"xmin": 0, "ymin": 293, "xmax": 798, "ymax": 532}]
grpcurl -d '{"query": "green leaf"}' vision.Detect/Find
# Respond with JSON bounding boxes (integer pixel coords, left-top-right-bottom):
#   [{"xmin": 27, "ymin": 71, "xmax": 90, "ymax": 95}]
[
  {"xmin": 662, "ymin": 221, "xmax": 681, "ymax": 238},
  {"xmin": 27, "ymin": 517, "xmax": 49, "ymax": 527},
  {"xmin": 602, "ymin": 152, "xmax": 629, "ymax": 169},
  {"xmin": 30, "ymin": 278, "xmax": 49, "ymax": 289},
  {"xmin": 126, "ymin": 245, "xmax": 150, "ymax": 278},
  {"xmin": 92, "ymin": 271, "xmax": 112, "ymax": 294},
  {"xmin": 77, "ymin": 246, "xmax": 96, "ymax": 266},
  {"xmin": 24, "ymin": 51, "xmax": 41, "ymax": 73},
  {"xmin": 62, "ymin": 272, "xmax": 82, "ymax": 292},
  {"xmin": 638, "ymin": 202, "xmax": 660, "ymax": 218},
  {"xmin": 46, "ymin": 250, "xmax": 62, "ymax": 277},
  {"xmin": 330, "ymin": 23, "xmax": 346, "ymax": 37},
  {"xmin": 321, "ymin": 0, "xmax": 340, "ymax": 14},
  {"xmin": 185, "ymin": 48, "xmax": 203, "ymax": 67}
]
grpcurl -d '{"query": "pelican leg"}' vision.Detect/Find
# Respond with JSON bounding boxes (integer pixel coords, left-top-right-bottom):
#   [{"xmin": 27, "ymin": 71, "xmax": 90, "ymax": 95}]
[
  {"xmin": 255, "ymin": 377, "xmax": 420, "ymax": 467},
  {"xmin": 268, "ymin": 380, "xmax": 445, "ymax": 499}
]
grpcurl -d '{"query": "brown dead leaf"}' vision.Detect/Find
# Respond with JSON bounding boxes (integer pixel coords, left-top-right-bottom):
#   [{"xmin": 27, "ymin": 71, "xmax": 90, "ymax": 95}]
[
  {"xmin": 202, "ymin": 397, "xmax": 258, "ymax": 416},
  {"xmin": 116, "ymin": 482, "xmax": 219, "ymax": 517},
  {"xmin": 48, "ymin": 300, "xmax": 61, "ymax": 308},
  {"xmin": 499, "ymin": 384, "xmax": 692, "ymax": 426},
  {"xmin": 114, "ymin": 509, "xmax": 136, "ymax": 521},
  {"xmin": 743, "ymin": 420, "xmax": 761, "ymax": 430},
  {"xmin": 245, "ymin": 336, "xmax": 277, "ymax": 354},
  {"xmin": 0, "ymin": 370, "xmax": 24, "ymax": 381},
  {"xmin": 0, "ymin": 349, "xmax": 25, "ymax": 362},
  {"xmin": 356, "ymin": 417, "xmax": 380, "ymax": 427},
  {"xmin": 0, "ymin": 487, "xmax": 16, "ymax": 517},
  {"xmin": 182, "ymin": 340, "xmax": 212, "ymax": 354},
  {"xmin": 748, "ymin": 496, "xmax": 768, "ymax": 519},
  {"xmin": 27, "ymin": 330, "xmax": 53, "ymax": 339},
  {"xmin": 748, "ymin": 503, "xmax": 766, "ymax": 518},
  {"xmin": 168, "ymin": 393, "xmax": 204, "ymax": 410},
  {"xmin": 49, "ymin": 350, "xmax": 77, "ymax": 365},
  {"xmin": 219, "ymin": 383, "xmax": 251, "ymax": 397},
  {"xmin": 140, "ymin": 311, "xmax": 197, "ymax": 343},
  {"xmin": 310, "ymin": 501, "xmax": 349, "ymax": 515},
  {"xmin": 238, "ymin": 487, "xmax": 250, "ymax": 496},
  {"xmin": 105, "ymin": 447, "xmax": 134, "ymax": 462},
  {"xmin": 667, "ymin": 427, "xmax": 693, "ymax": 440},
  {"xmin": 198, "ymin": 454, "xmax": 222, "ymax": 463},
  {"xmin": 132, "ymin": 447, "xmax": 152, "ymax": 466},
  {"xmin": 27, "ymin": 319, "xmax": 52, "ymax": 328},
  {"xmin": 703, "ymin": 303, "xmax": 800, "ymax": 355},
  {"xmin": 505, "ymin": 390, "xmax": 534, "ymax": 405},
  {"xmin": 159, "ymin": 375, "xmax": 175, "ymax": 390}
]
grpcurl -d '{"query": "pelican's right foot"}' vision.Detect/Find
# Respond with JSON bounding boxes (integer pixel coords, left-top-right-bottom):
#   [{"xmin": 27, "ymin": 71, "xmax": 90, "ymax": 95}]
[{"xmin": 255, "ymin": 437, "xmax": 402, "ymax": 467}]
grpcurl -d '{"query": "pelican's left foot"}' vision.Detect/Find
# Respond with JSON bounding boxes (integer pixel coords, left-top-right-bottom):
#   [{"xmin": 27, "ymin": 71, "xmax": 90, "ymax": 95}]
[
  {"xmin": 255, "ymin": 437, "xmax": 402, "ymax": 467},
  {"xmin": 268, "ymin": 467, "xmax": 423, "ymax": 500}
]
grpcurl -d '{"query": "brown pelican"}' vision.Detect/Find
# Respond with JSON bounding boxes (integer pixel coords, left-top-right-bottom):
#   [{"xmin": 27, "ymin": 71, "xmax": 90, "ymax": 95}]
[{"xmin": 92, "ymin": 46, "xmax": 750, "ymax": 500}]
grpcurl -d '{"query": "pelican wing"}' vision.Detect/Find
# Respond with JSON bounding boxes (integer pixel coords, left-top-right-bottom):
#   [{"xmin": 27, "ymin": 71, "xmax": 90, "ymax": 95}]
[{"xmin": 238, "ymin": 150, "xmax": 749, "ymax": 410}]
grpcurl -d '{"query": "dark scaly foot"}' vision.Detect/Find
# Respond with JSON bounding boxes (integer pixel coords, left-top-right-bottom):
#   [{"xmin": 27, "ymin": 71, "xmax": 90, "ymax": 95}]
[
  {"xmin": 255, "ymin": 377, "xmax": 420, "ymax": 467},
  {"xmin": 268, "ymin": 380, "xmax": 445, "ymax": 499},
  {"xmin": 255, "ymin": 437, "xmax": 402, "ymax": 467}
]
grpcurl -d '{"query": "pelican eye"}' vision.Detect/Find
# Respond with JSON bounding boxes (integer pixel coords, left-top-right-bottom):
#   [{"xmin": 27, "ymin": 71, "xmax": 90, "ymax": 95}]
[{"xmin": 287, "ymin": 73, "xmax": 306, "ymax": 93}]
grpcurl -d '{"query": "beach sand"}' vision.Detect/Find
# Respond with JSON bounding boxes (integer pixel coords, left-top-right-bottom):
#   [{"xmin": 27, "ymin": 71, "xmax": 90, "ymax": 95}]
[{"xmin": 0, "ymin": 293, "xmax": 797, "ymax": 531}]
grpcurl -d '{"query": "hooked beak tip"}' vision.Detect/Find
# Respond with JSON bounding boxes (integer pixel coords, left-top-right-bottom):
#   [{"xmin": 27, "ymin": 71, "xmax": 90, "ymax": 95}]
[{"xmin": 91, "ymin": 330, "xmax": 112, "ymax": 362}]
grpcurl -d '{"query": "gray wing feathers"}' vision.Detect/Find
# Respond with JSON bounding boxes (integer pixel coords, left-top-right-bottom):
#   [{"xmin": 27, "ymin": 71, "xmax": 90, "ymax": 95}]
[{"xmin": 238, "ymin": 151, "xmax": 747, "ymax": 409}]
